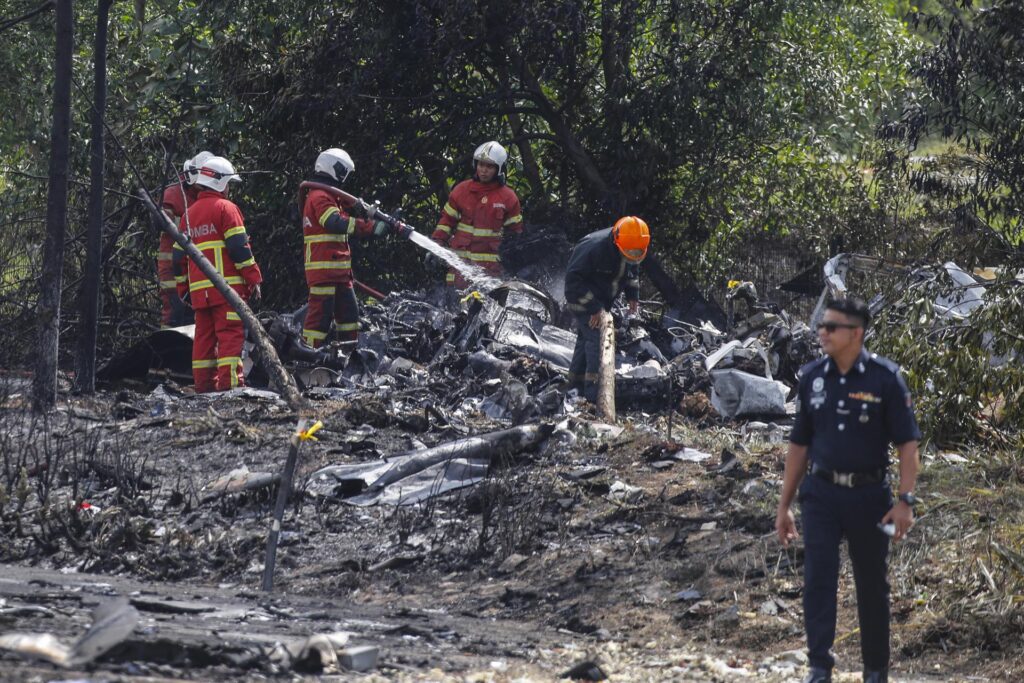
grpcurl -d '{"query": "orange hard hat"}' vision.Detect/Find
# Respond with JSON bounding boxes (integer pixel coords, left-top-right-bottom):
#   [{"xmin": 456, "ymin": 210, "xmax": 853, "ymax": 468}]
[{"xmin": 613, "ymin": 216, "xmax": 650, "ymax": 262}]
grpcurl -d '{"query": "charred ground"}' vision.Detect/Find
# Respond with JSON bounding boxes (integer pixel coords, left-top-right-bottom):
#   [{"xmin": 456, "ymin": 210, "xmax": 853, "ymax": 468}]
[{"xmin": 0, "ymin": 367, "xmax": 1021, "ymax": 681}]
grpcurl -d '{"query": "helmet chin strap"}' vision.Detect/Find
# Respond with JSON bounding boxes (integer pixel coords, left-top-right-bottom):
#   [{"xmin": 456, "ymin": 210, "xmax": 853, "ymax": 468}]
[
  {"xmin": 313, "ymin": 171, "xmax": 343, "ymax": 188},
  {"xmin": 473, "ymin": 161, "xmax": 504, "ymax": 185}
]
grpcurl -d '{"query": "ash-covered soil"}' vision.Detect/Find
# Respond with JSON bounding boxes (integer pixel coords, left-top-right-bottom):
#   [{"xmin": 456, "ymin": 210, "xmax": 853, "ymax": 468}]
[{"xmin": 0, "ymin": 375, "xmax": 1017, "ymax": 681}]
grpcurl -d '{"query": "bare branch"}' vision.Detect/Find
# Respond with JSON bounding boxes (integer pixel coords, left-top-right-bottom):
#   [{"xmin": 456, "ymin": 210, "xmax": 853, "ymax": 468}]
[{"xmin": 0, "ymin": 0, "xmax": 54, "ymax": 33}]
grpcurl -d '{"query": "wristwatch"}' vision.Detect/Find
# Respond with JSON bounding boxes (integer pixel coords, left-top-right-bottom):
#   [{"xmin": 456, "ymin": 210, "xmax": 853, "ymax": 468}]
[{"xmin": 898, "ymin": 492, "xmax": 917, "ymax": 508}]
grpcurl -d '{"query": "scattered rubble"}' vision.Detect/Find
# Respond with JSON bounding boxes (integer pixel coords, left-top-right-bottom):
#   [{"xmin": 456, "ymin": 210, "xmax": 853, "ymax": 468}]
[
  {"xmin": 0, "ymin": 599, "xmax": 138, "ymax": 668},
  {"xmin": 3, "ymin": 257, "xmax": 1017, "ymax": 680}
]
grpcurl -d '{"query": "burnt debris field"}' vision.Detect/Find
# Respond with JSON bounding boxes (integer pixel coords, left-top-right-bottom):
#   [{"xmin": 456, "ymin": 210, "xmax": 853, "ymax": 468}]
[{"xmin": 1, "ymin": 270, "xmax": 1023, "ymax": 682}]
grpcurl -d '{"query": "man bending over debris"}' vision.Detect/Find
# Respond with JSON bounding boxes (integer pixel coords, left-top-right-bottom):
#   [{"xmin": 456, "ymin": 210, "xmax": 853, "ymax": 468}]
[
  {"xmin": 172, "ymin": 156, "xmax": 263, "ymax": 393},
  {"xmin": 563, "ymin": 217, "xmax": 649, "ymax": 402},
  {"xmin": 776, "ymin": 297, "xmax": 920, "ymax": 683},
  {"xmin": 430, "ymin": 141, "xmax": 523, "ymax": 289},
  {"xmin": 298, "ymin": 148, "xmax": 397, "ymax": 348}
]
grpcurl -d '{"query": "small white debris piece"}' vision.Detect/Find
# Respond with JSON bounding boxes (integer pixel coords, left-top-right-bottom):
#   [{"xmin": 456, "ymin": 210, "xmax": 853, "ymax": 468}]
[
  {"xmin": 339, "ymin": 644, "xmax": 379, "ymax": 672},
  {"xmin": 0, "ymin": 633, "xmax": 72, "ymax": 666},
  {"xmin": 609, "ymin": 480, "xmax": 644, "ymax": 503},
  {"xmin": 673, "ymin": 448, "xmax": 712, "ymax": 463}
]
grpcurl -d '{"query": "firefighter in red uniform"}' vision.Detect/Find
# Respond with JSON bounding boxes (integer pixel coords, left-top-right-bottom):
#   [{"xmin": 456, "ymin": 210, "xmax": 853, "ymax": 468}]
[
  {"xmin": 299, "ymin": 148, "xmax": 395, "ymax": 348},
  {"xmin": 431, "ymin": 141, "xmax": 523, "ymax": 288},
  {"xmin": 156, "ymin": 151, "xmax": 212, "ymax": 327},
  {"xmin": 172, "ymin": 156, "xmax": 263, "ymax": 393}
]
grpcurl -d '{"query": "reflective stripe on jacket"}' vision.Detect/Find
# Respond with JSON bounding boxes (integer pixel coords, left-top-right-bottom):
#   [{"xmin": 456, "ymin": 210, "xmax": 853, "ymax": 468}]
[
  {"xmin": 172, "ymin": 190, "xmax": 262, "ymax": 309},
  {"xmin": 431, "ymin": 179, "xmax": 522, "ymax": 275},
  {"xmin": 301, "ymin": 186, "xmax": 375, "ymax": 287},
  {"xmin": 564, "ymin": 227, "xmax": 640, "ymax": 314}
]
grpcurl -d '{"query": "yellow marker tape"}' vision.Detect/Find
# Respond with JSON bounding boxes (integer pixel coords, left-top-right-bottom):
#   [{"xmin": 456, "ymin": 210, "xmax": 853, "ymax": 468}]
[
  {"xmin": 297, "ymin": 420, "xmax": 324, "ymax": 442},
  {"xmin": 461, "ymin": 291, "xmax": 483, "ymax": 303}
]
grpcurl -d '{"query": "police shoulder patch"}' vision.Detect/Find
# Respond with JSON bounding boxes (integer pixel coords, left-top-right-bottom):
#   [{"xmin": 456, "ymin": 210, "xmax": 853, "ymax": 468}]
[
  {"xmin": 797, "ymin": 357, "xmax": 827, "ymax": 381},
  {"xmin": 867, "ymin": 353, "xmax": 901, "ymax": 374}
]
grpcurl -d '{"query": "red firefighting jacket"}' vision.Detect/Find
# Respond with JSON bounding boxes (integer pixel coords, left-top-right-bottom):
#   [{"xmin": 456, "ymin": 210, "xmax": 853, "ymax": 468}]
[
  {"xmin": 158, "ymin": 182, "xmax": 198, "ymax": 291},
  {"xmin": 172, "ymin": 190, "xmax": 262, "ymax": 309},
  {"xmin": 160, "ymin": 179, "xmax": 195, "ymax": 220},
  {"xmin": 300, "ymin": 187, "xmax": 375, "ymax": 287},
  {"xmin": 431, "ymin": 179, "xmax": 522, "ymax": 274}
]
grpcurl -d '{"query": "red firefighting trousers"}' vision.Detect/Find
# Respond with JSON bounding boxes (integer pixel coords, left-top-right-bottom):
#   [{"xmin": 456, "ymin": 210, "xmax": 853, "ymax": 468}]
[
  {"xmin": 192, "ymin": 304, "xmax": 245, "ymax": 392},
  {"xmin": 302, "ymin": 282, "xmax": 359, "ymax": 348}
]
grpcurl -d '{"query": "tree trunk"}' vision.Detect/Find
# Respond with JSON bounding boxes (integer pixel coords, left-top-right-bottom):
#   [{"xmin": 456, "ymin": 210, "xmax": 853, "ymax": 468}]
[
  {"xmin": 74, "ymin": 0, "xmax": 114, "ymax": 394},
  {"xmin": 33, "ymin": 0, "xmax": 74, "ymax": 412},
  {"xmin": 492, "ymin": 60, "xmax": 546, "ymax": 206},
  {"xmin": 137, "ymin": 190, "xmax": 306, "ymax": 412},
  {"xmin": 508, "ymin": 50, "xmax": 614, "ymax": 203},
  {"xmin": 597, "ymin": 310, "xmax": 616, "ymax": 422},
  {"xmin": 600, "ymin": 0, "xmax": 638, "ymax": 146}
]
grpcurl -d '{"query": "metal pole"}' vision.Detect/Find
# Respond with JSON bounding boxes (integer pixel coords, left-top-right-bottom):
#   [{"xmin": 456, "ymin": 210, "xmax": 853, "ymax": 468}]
[{"xmin": 261, "ymin": 419, "xmax": 307, "ymax": 592}]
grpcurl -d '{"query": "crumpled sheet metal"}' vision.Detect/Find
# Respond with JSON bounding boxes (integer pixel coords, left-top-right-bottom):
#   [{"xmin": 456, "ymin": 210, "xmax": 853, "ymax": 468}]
[
  {"xmin": 312, "ymin": 457, "xmax": 489, "ymax": 507},
  {"xmin": 310, "ymin": 425, "xmax": 550, "ymax": 506},
  {"xmin": 0, "ymin": 599, "xmax": 139, "ymax": 668},
  {"xmin": 934, "ymin": 262, "xmax": 987, "ymax": 318},
  {"xmin": 495, "ymin": 321, "xmax": 577, "ymax": 371}
]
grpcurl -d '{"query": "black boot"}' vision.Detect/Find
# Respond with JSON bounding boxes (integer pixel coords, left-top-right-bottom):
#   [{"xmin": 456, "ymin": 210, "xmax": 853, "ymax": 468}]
[
  {"xmin": 803, "ymin": 667, "xmax": 832, "ymax": 683},
  {"xmin": 863, "ymin": 670, "xmax": 888, "ymax": 683}
]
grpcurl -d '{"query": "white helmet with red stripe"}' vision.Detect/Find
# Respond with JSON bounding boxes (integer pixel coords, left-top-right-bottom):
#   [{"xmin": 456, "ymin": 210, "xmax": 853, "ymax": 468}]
[
  {"xmin": 315, "ymin": 148, "xmax": 355, "ymax": 184},
  {"xmin": 182, "ymin": 150, "xmax": 214, "ymax": 185},
  {"xmin": 194, "ymin": 156, "xmax": 241, "ymax": 193}
]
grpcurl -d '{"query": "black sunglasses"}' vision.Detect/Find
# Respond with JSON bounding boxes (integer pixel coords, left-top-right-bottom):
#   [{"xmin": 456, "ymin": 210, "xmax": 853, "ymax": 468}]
[{"xmin": 816, "ymin": 321, "xmax": 860, "ymax": 333}]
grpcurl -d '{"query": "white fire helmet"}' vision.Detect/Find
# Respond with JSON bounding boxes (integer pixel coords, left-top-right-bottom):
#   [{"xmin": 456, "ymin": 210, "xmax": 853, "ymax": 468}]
[
  {"xmin": 194, "ymin": 156, "xmax": 241, "ymax": 193},
  {"xmin": 473, "ymin": 141, "xmax": 507, "ymax": 174},
  {"xmin": 182, "ymin": 150, "xmax": 214, "ymax": 185},
  {"xmin": 315, "ymin": 148, "xmax": 355, "ymax": 184}
]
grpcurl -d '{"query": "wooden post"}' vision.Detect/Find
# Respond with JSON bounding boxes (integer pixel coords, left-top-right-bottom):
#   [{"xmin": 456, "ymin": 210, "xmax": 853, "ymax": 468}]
[
  {"xmin": 136, "ymin": 190, "xmax": 305, "ymax": 412},
  {"xmin": 596, "ymin": 310, "xmax": 616, "ymax": 422}
]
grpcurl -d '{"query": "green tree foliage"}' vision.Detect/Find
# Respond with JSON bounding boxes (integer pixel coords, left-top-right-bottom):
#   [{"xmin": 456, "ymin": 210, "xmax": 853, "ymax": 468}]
[
  {"xmin": 0, "ymin": 0, "xmax": 921, "ymax": 343},
  {"xmin": 883, "ymin": 1, "xmax": 1024, "ymax": 246},
  {"xmin": 873, "ymin": 272, "xmax": 1024, "ymax": 448},
  {"xmin": 176, "ymin": 0, "xmax": 918, "ymax": 298},
  {"xmin": 862, "ymin": 2, "xmax": 1024, "ymax": 443}
]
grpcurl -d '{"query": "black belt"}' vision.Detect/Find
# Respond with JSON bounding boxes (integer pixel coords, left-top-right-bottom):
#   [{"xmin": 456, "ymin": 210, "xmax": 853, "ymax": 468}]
[{"xmin": 810, "ymin": 463, "xmax": 886, "ymax": 488}]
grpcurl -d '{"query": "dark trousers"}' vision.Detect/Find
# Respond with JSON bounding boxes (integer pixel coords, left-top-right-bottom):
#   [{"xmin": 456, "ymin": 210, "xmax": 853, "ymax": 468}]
[
  {"xmin": 303, "ymin": 282, "xmax": 359, "ymax": 347},
  {"xmin": 568, "ymin": 313, "xmax": 600, "ymax": 402},
  {"xmin": 800, "ymin": 473, "xmax": 892, "ymax": 672}
]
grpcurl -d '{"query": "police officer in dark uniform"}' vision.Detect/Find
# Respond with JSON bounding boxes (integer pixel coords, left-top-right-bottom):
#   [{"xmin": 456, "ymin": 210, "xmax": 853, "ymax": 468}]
[{"xmin": 775, "ymin": 297, "xmax": 921, "ymax": 683}]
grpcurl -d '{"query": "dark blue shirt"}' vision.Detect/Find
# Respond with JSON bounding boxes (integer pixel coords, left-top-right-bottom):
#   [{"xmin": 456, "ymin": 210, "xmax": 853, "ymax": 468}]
[{"xmin": 790, "ymin": 348, "xmax": 921, "ymax": 472}]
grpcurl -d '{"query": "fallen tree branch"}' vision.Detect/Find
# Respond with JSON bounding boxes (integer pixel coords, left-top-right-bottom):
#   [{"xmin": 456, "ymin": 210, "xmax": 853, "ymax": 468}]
[
  {"xmin": 0, "ymin": 0, "xmax": 53, "ymax": 33},
  {"xmin": 135, "ymin": 189, "xmax": 304, "ymax": 411}
]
